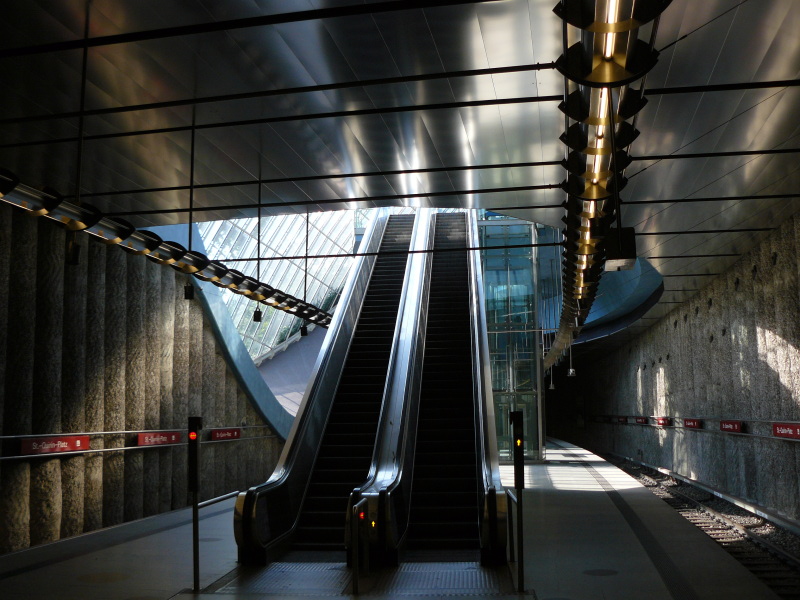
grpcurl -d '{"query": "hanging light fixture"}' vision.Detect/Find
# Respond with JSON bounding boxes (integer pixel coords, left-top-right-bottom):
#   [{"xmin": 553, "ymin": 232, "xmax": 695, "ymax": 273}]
[{"xmin": 546, "ymin": 0, "xmax": 669, "ymax": 368}]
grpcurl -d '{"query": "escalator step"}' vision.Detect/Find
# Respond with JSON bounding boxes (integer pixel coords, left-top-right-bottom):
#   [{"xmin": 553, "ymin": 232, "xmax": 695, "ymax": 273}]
[
  {"xmin": 294, "ymin": 215, "xmax": 414, "ymax": 550},
  {"xmin": 407, "ymin": 213, "xmax": 479, "ymax": 552}
]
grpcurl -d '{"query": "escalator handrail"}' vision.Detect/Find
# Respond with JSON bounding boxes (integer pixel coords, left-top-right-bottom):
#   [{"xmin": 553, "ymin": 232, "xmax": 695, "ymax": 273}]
[
  {"xmin": 466, "ymin": 210, "xmax": 506, "ymax": 557},
  {"xmin": 234, "ymin": 208, "xmax": 392, "ymax": 560},
  {"xmin": 349, "ymin": 209, "xmax": 434, "ymax": 550}
]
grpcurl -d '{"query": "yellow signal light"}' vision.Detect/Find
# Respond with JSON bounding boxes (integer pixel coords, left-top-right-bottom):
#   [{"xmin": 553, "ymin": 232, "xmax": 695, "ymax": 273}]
[{"xmin": 516, "ymin": 438, "xmax": 522, "ymax": 447}]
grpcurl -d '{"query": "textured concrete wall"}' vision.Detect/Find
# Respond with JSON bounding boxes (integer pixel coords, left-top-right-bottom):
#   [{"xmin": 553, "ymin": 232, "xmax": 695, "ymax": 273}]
[
  {"xmin": 0, "ymin": 205, "xmax": 284, "ymax": 554},
  {"xmin": 558, "ymin": 212, "xmax": 800, "ymax": 523}
]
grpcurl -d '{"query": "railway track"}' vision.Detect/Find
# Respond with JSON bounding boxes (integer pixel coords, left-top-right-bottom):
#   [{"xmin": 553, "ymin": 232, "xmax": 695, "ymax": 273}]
[{"xmin": 608, "ymin": 457, "xmax": 800, "ymax": 600}]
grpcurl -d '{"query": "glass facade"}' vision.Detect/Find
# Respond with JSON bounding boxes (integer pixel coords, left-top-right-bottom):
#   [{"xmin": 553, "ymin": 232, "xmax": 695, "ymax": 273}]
[
  {"xmin": 535, "ymin": 224, "xmax": 562, "ymax": 356},
  {"xmin": 199, "ymin": 207, "xmax": 554, "ymax": 458},
  {"xmin": 198, "ymin": 207, "xmax": 420, "ymax": 362},
  {"xmin": 198, "ymin": 211, "xmax": 356, "ymax": 361},
  {"xmin": 479, "ymin": 214, "xmax": 543, "ymax": 460}
]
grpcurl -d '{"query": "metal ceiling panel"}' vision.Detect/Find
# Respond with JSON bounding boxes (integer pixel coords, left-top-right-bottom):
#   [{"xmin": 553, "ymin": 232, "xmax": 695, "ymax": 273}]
[{"xmin": 4, "ymin": 0, "xmax": 800, "ymax": 352}]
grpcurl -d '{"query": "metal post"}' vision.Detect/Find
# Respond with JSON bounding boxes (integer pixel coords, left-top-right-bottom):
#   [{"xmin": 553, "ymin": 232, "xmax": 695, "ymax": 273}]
[
  {"xmin": 188, "ymin": 416, "xmax": 202, "ymax": 593},
  {"xmin": 516, "ymin": 485, "xmax": 524, "ymax": 592},
  {"xmin": 192, "ymin": 489, "xmax": 199, "ymax": 592},
  {"xmin": 510, "ymin": 410, "xmax": 524, "ymax": 592},
  {"xmin": 352, "ymin": 502, "xmax": 359, "ymax": 595},
  {"xmin": 351, "ymin": 497, "xmax": 369, "ymax": 595},
  {"xmin": 506, "ymin": 489, "xmax": 515, "ymax": 563}
]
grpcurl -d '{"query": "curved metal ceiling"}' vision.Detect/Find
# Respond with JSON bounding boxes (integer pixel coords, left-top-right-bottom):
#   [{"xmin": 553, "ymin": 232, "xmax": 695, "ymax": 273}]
[{"xmin": 1, "ymin": 0, "xmax": 799, "ymax": 348}]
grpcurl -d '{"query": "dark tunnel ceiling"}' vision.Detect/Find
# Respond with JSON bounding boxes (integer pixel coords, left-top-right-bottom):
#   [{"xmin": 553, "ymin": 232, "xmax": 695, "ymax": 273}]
[{"xmin": 2, "ymin": 0, "xmax": 800, "ymax": 352}]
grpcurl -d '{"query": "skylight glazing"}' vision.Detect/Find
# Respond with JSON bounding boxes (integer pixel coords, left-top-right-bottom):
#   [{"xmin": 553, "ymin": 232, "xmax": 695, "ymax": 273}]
[{"xmin": 198, "ymin": 210, "xmax": 356, "ymax": 361}]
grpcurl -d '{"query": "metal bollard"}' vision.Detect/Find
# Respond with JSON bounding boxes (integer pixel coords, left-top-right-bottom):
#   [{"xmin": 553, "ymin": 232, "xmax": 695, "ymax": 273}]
[
  {"xmin": 510, "ymin": 410, "xmax": 524, "ymax": 592},
  {"xmin": 188, "ymin": 416, "xmax": 202, "ymax": 593}
]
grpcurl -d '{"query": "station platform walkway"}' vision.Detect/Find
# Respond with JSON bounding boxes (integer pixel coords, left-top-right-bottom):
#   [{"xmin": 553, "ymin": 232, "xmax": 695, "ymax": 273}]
[{"xmin": 0, "ymin": 440, "xmax": 780, "ymax": 599}]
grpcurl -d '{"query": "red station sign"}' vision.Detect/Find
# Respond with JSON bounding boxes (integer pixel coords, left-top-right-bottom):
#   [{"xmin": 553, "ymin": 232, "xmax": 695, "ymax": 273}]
[
  {"xmin": 683, "ymin": 418, "xmax": 702, "ymax": 429},
  {"xmin": 137, "ymin": 431, "xmax": 182, "ymax": 446},
  {"xmin": 635, "ymin": 417, "xmax": 648, "ymax": 424},
  {"xmin": 20, "ymin": 435, "xmax": 90, "ymax": 455},
  {"xmin": 773, "ymin": 423, "xmax": 800, "ymax": 440},
  {"xmin": 210, "ymin": 428, "xmax": 242, "ymax": 441},
  {"xmin": 655, "ymin": 417, "xmax": 672, "ymax": 427},
  {"xmin": 617, "ymin": 417, "xmax": 628, "ymax": 424},
  {"xmin": 720, "ymin": 420, "xmax": 743, "ymax": 433}
]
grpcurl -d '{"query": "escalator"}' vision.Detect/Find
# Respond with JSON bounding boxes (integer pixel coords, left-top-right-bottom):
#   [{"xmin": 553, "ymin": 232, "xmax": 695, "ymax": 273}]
[
  {"xmin": 406, "ymin": 213, "xmax": 480, "ymax": 551},
  {"xmin": 292, "ymin": 214, "xmax": 415, "ymax": 550},
  {"xmin": 235, "ymin": 209, "xmax": 503, "ymax": 567}
]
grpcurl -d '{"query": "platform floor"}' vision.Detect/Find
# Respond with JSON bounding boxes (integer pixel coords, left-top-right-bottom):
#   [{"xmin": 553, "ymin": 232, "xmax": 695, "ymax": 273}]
[
  {"xmin": 506, "ymin": 440, "xmax": 780, "ymax": 600},
  {"xmin": 0, "ymin": 440, "xmax": 781, "ymax": 599}
]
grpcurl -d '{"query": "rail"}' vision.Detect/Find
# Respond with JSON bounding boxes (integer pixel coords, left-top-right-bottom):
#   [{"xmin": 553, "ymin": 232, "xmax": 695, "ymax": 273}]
[
  {"xmin": 0, "ymin": 427, "xmax": 274, "ymax": 461},
  {"xmin": 198, "ymin": 490, "xmax": 240, "ymax": 509},
  {"xmin": 467, "ymin": 209, "xmax": 507, "ymax": 564},
  {"xmin": 348, "ymin": 208, "xmax": 434, "ymax": 565},
  {"xmin": 505, "ymin": 488, "xmax": 524, "ymax": 593}
]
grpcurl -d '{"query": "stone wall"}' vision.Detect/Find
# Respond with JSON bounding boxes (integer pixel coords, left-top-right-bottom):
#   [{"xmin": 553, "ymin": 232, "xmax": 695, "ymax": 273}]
[
  {"xmin": 0, "ymin": 205, "xmax": 284, "ymax": 554},
  {"xmin": 552, "ymin": 211, "xmax": 800, "ymax": 524}
]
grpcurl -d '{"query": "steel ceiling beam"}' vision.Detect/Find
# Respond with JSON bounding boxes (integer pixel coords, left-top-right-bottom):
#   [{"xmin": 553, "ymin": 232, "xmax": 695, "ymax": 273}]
[
  {"xmin": 71, "ymin": 160, "xmax": 565, "ymax": 200},
  {"xmin": 66, "ymin": 188, "xmax": 798, "ymax": 222},
  {"xmin": 636, "ymin": 228, "xmax": 773, "ymax": 235},
  {"xmin": 105, "ymin": 183, "xmax": 564, "ymax": 218},
  {"xmin": 0, "ymin": 0, "xmax": 503, "ymax": 58},
  {"xmin": 624, "ymin": 192, "xmax": 800, "ymax": 205},
  {"xmin": 0, "ymin": 63, "xmax": 557, "ymax": 125},
  {"xmin": 4, "ymin": 81, "xmax": 798, "ymax": 149},
  {"xmin": 646, "ymin": 254, "xmax": 741, "ymax": 259},
  {"xmin": 632, "ymin": 147, "xmax": 800, "ymax": 161},
  {"xmin": 0, "ymin": 96, "xmax": 562, "ymax": 149},
  {"xmin": 217, "ymin": 241, "xmax": 563, "ymax": 263},
  {"xmin": 647, "ymin": 78, "xmax": 800, "ymax": 96},
  {"xmin": 0, "ymin": 73, "xmax": 793, "ymax": 128},
  {"xmin": 63, "ymin": 149, "xmax": 800, "ymax": 202}
]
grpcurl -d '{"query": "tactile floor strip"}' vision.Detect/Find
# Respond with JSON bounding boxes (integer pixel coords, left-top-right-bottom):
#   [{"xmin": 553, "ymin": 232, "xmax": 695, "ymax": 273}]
[
  {"xmin": 370, "ymin": 562, "xmax": 513, "ymax": 596},
  {"xmin": 217, "ymin": 561, "xmax": 516, "ymax": 597},
  {"xmin": 220, "ymin": 562, "xmax": 351, "ymax": 595}
]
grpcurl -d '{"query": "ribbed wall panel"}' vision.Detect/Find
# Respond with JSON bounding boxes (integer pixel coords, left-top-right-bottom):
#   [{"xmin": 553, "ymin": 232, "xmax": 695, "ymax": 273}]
[
  {"xmin": 171, "ymin": 275, "xmax": 190, "ymax": 510},
  {"xmin": 158, "ymin": 266, "xmax": 175, "ymax": 514},
  {"xmin": 84, "ymin": 238, "xmax": 105, "ymax": 532},
  {"xmin": 143, "ymin": 260, "xmax": 162, "ymax": 517},
  {"xmin": 568, "ymin": 211, "xmax": 800, "ymax": 524},
  {"xmin": 30, "ymin": 221, "xmax": 65, "ymax": 545},
  {"xmin": 0, "ymin": 211, "xmax": 283, "ymax": 554},
  {"xmin": 104, "ymin": 243, "xmax": 127, "ymax": 528},
  {"xmin": 201, "ymin": 320, "xmax": 217, "ymax": 501},
  {"xmin": 124, "ymin": 256, "xmax": 145, "ymax": 522},
  {"xmin": 0, "ymin": 206, "xmax": 8, "ymax": 445},
  {"xmin": 62, "ymin": 234, "xmax": 87, "ymax": 538},
  {"xmin": 231, "ymin": 370, "xmax": 244, "ymax": 493},
  {"xmin": 0, "ymin": 209, "xmax": 36, "ymax": 552}
]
